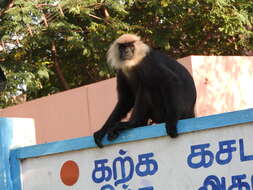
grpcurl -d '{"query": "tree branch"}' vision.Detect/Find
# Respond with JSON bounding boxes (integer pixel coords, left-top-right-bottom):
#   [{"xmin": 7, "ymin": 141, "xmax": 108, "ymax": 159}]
[{"xmin": 51, "ymin": 41, "xmax": 70, "ymax": 90}]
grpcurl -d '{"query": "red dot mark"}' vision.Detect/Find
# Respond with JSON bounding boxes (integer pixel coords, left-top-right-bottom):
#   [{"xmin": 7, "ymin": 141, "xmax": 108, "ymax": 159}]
[{"xmin": 60, "ymin": 160, "xmax": 79, "ymax": 186}]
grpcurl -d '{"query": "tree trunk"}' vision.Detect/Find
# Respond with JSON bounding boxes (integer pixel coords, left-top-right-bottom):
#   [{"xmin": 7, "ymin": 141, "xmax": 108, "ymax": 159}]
[{"xmin": 51, "ymin": 41, "xmax": 70, "ymax": 90}]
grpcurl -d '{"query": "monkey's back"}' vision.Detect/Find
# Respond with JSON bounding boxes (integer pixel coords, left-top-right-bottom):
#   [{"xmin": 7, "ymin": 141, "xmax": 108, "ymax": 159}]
[{"xmin": 131, "ymin": 49, "xmax": 197, "ymax": 120}]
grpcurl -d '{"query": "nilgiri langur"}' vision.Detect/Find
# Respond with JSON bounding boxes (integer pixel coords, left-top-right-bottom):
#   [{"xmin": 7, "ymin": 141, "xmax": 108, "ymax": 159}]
[{"xmin": 94, "ymin": 34, "xmax": 197, "ymax": 148}]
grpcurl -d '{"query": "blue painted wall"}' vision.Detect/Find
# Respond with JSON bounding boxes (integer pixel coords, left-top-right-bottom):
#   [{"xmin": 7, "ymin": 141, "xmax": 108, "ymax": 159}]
[{"xmin": 12, "ymin": 108, "xmax": 253, "ymax": 160}]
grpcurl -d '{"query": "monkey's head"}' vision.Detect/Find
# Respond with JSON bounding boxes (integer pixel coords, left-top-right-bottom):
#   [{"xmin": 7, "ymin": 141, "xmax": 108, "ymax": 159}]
[
  {"xmin": 107, "ymin": 34, "xmax": 150, "ymax": 71},
  {"xmin": 118, "ymin": 42, "xmax": 135, "ymax": 61}
]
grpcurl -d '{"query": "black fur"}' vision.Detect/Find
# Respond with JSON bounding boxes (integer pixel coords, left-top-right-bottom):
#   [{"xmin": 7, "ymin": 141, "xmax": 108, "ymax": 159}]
[{"xmin": 94, "ymin": 49, "xmax": 197, "ymax": 148}]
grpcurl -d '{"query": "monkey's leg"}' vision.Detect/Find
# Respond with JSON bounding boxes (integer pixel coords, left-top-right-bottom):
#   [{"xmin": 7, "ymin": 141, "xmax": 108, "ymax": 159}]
[
  {"xmin": 107, "ymin": 89, "xmax": 150, "ymax": 141},
  {"xmin": 107, "ymin": 120, "xmax": 149, "ymax": 141},
  {"xmin": 94, "ymin": 100, "xmax": 133, "ymax": 148}
]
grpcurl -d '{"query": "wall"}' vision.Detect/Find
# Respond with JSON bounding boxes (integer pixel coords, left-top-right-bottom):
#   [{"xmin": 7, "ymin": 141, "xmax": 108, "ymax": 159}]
[
  {"xmin": 0, "ymin": 78, "xmax": 117, "ymax": 144},
  {"xmin": 186, "ymin": 56, "xmax": 253, "ymax": 116},
  {"xmin": 0, "ymin": 56, "xmax": 252, "ymax": 144}
]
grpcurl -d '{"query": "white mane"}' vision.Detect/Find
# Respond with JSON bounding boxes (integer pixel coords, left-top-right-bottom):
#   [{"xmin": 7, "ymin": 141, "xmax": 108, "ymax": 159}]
[{"xmin": 107, "ymin": 34, "xmax": 150, "ymax": 72}]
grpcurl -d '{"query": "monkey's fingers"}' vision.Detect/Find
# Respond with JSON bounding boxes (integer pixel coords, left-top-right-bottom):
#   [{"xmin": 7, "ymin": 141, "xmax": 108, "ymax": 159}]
[
  {"xmin": 93, "ymin": 131, "xmax": 104, "ymax": 148},
  {"xmin": 168, "ymin": 130, "xmax": 178, "ymax": 138},
  {"xmin": 107, "ymin": 130, "xmax": 119, "ymax": 141}
]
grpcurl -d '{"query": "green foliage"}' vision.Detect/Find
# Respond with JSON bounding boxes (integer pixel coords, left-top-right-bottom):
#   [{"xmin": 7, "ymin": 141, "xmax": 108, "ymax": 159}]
[{"xmin": 0, "ymin": 0, "xmax": 252, "ymax": 107}]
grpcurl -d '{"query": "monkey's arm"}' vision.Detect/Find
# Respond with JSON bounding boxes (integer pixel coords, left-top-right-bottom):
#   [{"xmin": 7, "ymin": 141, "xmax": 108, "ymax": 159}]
[
  {"xmin": 94, "ymin": 72, "xmax": 134, "ymax": 148},
  {"xmin": 161, "ymin": 68, "xmax": 183, "ymax": 138}
]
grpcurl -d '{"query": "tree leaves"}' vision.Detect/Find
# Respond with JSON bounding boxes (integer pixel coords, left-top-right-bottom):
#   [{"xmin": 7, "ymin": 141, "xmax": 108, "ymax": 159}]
[{"xmin": 0, "ymin": 0, "xmax": 252, "ymax": 107}]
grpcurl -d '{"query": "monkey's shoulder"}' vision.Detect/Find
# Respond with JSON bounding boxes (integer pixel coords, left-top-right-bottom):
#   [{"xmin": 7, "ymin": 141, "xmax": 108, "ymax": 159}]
[
  {"xmin": 144, "ymin": 49, "xmax": 191, "ymax": 75},
  {"xmin": 145, "ymin": 49, "xmax": 179, "ymax": 66}
]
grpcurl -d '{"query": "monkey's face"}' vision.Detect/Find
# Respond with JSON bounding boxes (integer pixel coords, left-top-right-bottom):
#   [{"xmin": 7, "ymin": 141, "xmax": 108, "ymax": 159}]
[
  {"xmin": 107, "ymin": 34, "xmax": 150, "ymax": 69},
  {"xmin": 118, "ymin": 42, "xmax": 135, "ymax": 61}
]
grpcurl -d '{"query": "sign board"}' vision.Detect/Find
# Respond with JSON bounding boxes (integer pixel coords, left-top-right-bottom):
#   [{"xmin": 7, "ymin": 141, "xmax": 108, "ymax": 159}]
[
  {"xmin": 0, "ymin": 118, "xmax": 35, "ymax": 190},
  {"xmin": 9, "ymin": 109, "xmax": 253, "ymax": 190}
]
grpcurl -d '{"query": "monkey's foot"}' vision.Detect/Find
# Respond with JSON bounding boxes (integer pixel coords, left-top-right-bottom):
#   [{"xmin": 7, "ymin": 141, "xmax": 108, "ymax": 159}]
[
  {"xmin": 107, "ymin": 130, "xmax": 119, "ymax": 141},
  {"xmin": 93, "ymin": 131, "xmax": 104, "ymax": 148}
]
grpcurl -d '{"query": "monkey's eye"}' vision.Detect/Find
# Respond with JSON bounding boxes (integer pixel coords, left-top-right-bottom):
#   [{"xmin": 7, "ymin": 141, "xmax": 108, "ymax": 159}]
[
  {"xmin": 118, "ymin": 44, "xmax": 125, "ymax": 50},
  {"xmin": 129, "ymin": 45, "xmax": 135, "ymax": 51},
  {"xmin": 118, "ymin": 42, "xmax": 135, "ymax": 50}
]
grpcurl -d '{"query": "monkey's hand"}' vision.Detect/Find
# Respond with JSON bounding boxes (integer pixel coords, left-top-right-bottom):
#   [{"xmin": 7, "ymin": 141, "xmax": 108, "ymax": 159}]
[
  {"xmin": 107, "ymin": 126, "xmax": 120, "ymax": 141},
  {"xmin": 93, "ymin": 130, "xmax": 105, "ymax": 148},
  {"xmin": 107, "ymin": 122, "xmax": 132, "ymax": 141}
]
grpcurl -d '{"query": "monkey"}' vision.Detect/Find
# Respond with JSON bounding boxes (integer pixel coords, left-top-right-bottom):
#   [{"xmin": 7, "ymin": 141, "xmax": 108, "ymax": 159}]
[{"xmin": 94, "ymin": 34, "xmax": 197, "ymax": 148}]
